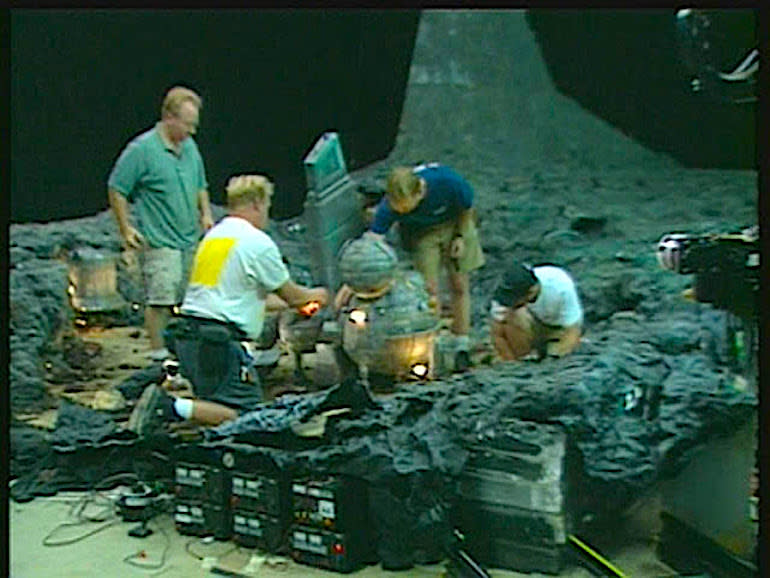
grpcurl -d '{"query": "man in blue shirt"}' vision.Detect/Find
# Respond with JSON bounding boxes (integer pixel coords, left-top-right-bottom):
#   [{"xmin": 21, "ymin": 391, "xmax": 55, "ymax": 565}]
[{"xmin": 368, "ymin": 163, "xmax": 485, "ymax": 370}]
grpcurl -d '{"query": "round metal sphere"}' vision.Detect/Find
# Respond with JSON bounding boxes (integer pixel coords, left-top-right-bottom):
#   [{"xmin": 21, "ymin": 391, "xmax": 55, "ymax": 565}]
[{"xmin": 338, "ymin": 236, "xmax": 398, "ymax": 295}]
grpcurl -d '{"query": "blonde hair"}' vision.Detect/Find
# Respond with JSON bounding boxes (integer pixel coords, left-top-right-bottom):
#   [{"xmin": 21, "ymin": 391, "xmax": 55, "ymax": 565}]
[
  {"xmin": 386, "ymin": 166, "xmax": 421, "ymax": 205},
  {"xmin": 226, "ymin": 174, "xmax": 274, "ymax": 209},
  {"xmin": 161, "ymin": 86, "xmax": 202, "ymax": 117}
]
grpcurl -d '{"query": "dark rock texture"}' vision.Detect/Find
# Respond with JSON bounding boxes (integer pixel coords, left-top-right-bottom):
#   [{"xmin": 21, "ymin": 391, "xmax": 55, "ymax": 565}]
[{"xmin": 10, "ymin": 11, "xmax": 756, "ymax": 493}]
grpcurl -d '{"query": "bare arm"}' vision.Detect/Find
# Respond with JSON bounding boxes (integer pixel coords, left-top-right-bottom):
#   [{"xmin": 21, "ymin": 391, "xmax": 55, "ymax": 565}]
[
  {"xmin": 491, "ymin": 320, "xmax": 517, "ymax": 360},
  {"xmin": 450, "ymin": 208, "xmax": 476, "ymax": 258},
  {"xmin": 197, "ymin": 189, "xmax": 214, "ymax": 231},
  {"xmin": 108, "ymin": 188, "xmax": 144, "ymax": 249},
  {"xmin": 265, "ymin": 293, "xmax": 289, "ymax": 313},
  {"xmin": 455, "ymin": 207, "xmax": 475, "ymax": 235},
  {"xmin": 275, "ymin": 280, "xmax": 329, "ymax": 310}
]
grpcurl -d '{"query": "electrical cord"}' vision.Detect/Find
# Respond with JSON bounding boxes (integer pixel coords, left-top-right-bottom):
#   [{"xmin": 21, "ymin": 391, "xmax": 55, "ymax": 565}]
[
  {"xmin": 123, "ymin": 520, "xmax": 171, "ymax": 570},
  {"xmin": 40, "ymin": 470, "xmax": 161, "ymax": 548},
  {"xmin": 42, "ymin": 518, "xmax": 121, "ymax": 547},
  {"xmin": 184, "ymin": 536, "xmax": 238, "ymax": 561},
  {"xmin": 41, "ymin": 486, "xmax": 123, "ymax": 546},
  {"xmin": 184, "ymin": 538, "xmax": 205, "ymax": 560}
]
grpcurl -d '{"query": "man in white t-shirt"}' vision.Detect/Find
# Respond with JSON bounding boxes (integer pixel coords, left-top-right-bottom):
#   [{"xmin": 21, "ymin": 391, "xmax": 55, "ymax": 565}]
[
  {"xmin": 489, "ymin": 263, "xmax": 583, "ymax": 361},
  {"xmin": 128, "ymin": 174, "xmax": 329, "ymax": 434}
]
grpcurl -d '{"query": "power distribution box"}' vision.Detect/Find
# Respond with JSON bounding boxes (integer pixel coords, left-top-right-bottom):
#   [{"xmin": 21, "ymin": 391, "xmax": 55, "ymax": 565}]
[
  {"xmin": 455, "ymin": 419, "xmax": 575, "ymax": 575},
  {"xmin": 224, "ymin": 443, "xmax": 291, "ymax": 552},
  {"xmin": 290, "ymin": 475, "xmax": 375, "ymax": 572}
]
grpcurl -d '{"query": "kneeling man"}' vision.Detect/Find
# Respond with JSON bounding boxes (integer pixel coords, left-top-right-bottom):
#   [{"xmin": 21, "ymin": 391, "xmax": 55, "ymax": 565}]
[
  {"xmin": 490, "ymin": 263, "xmax": 583, "ymax": 361},
  {"xmin": 129, "ymin": 174, "xmax": 328, "ymax": 435}
]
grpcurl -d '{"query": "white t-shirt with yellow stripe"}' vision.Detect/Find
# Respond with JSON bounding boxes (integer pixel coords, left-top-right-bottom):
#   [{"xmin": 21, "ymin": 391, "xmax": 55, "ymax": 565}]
[{"xmin": 181, "ymin": 216, "xmax": 290, "ymax": 340}]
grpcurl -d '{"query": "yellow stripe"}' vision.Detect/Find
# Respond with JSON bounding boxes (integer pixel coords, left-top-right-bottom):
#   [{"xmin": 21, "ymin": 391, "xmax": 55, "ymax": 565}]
[
  {"xmin": 568, "ymin": 534, "xmax": 628, "ymax": 577},
  {"xmin": 189, "ymin": 237, "xmax": 236, "ymax": 287}
]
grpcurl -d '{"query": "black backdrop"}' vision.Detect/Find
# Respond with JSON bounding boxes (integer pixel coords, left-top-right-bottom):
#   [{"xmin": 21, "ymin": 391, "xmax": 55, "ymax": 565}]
[
  {"xmin": 11, "ymin": 10, "xmax": 420, "ymax": 223},
  {"xmin": 527, "ymin": 10, "xmax": 757, "ymax": 171}
]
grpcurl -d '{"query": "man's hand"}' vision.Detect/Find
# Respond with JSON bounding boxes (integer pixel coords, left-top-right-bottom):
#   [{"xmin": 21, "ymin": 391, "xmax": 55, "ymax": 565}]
[
  {"xmin": 305, "ymin": 287, "xmax": 330, "ymax": 309},
  {"xmin": 489, "ymin": 299, "xmax": 508, "ymax": 322},
  {"xmin": 450, "ymin": 236, "xmax": 465, "ymax": 259},
  {"xmin": 201, "ymin": 214, "xmax": 214, "ymax": 231},
  {"xmin": 296, "ymin": 287, "xmax": 330, "ymax": 317},
  {"xmin": 120, "ymin": 249, "xmax": 139, "ymax": 270},
  {"xmin": 122, "ymin": 226, "xmax": 146, "ymax": 250},
  {"xmin": 334, "ymin": 284, "xmax": 354, "ymax": 311}
]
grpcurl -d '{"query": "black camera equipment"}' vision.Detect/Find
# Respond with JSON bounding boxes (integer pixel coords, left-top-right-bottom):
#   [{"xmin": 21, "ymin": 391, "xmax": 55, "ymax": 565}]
[
  {"xmin": 657, "ymin": 232, "xmax": 758, "ymax": 320},
  {"xmin": 657, "ymin": 230, "xmax": 759, "ymax": 379}
]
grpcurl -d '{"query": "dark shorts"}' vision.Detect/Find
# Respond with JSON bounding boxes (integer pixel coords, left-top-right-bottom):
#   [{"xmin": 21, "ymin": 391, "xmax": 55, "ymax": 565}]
[{"xmin": 167, "ymin": 317, "xmax": 263, "ymax": 412}]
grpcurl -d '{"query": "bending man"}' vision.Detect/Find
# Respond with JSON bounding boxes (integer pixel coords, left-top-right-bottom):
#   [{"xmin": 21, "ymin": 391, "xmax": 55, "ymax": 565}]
[{"xmin": 367, "ymin": 163, "xmax": 485, "ymax": 371}]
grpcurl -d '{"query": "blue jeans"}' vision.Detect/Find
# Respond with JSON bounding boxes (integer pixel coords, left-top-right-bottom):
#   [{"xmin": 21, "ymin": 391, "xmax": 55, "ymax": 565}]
[{"xmin": 168, "ymin": 319, "xmax": 263, "ymax": 412}]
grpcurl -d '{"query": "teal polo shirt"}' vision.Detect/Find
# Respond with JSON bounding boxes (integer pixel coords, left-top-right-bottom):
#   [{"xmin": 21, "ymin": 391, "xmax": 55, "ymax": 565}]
[{"xmin": 108, "ymin": 124, "xmax": 208, "ymax": 249}]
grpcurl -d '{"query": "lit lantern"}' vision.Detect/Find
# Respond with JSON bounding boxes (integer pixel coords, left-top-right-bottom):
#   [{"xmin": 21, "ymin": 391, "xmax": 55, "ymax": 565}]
[
  {"xmin": 67, "ymin": 248, "xmax": 127, "ymax": 313},
  {"xmin": 338, "ymin": 236, "xmax": 440, "ymax": 383}
]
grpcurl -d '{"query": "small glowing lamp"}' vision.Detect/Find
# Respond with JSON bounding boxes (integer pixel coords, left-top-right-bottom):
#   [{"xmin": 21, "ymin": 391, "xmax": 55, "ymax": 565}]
[
  {"xmin": 411, "ymin": 363, "xmax": 429, "ymax": 379},
  {"xmin": 348, "ymin": 309, "xmax": 367, "ymax": 325}
]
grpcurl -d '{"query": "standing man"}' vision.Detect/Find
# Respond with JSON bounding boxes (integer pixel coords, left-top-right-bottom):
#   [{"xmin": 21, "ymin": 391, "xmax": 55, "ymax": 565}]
[
  {"xmin": 368, "ymin": 163, "xmax": 485, "ymax": 371},
  {"xmin": 108, "ymin": 86, "xmax": 214, "ymax": 360},
  {"xmin": 128, "ymin": 174, "xmax": 329, "ymax": 434}
]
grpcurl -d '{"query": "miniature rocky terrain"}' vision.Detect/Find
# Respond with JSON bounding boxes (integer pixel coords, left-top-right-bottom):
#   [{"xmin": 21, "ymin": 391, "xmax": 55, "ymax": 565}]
[{"xmin": 10, "ymin": 9, "xmax": 757, "ymax": 521}]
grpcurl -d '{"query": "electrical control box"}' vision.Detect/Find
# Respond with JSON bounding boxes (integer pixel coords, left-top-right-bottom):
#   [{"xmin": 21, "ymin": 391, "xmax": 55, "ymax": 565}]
[
  {"xmin": 455, "ymin": 419, "xmax": 575, "ymax": 574},
  {"xmin": 224, "ymin": 443, "xmax": 291, "ymax": 552},
  {"xmin": 289, "ymin": 525, "xmax": 363, "ymax": 573},
  {"xmin": 173, "ymin": 444, "xmax": 233, "ymax": 540},
  {"xmin": 290, "ymin": 475, "xmax": 375, "ymax": 572},
  {"xmin": 291, "ymin": 476, "xmax": 367, "ymax": 532},
  {"xmin": 232, "ymin": 511, "xmax": 284, "ymax": 552},
  {"xmin": 174, "ymin": 500, "xmax": 232, "ymax": 540}
]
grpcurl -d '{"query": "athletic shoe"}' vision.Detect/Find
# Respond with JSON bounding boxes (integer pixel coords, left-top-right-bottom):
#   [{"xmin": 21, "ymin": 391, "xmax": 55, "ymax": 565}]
[{"xmin": 127, "ymin": 384, "xmax": 175, "ymax": 436}]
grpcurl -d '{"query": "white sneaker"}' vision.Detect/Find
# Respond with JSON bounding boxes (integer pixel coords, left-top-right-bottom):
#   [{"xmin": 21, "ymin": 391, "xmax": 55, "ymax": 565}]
[{"xmin": 147, "ymin": 348, "xmax": 171, "ymax": 362}]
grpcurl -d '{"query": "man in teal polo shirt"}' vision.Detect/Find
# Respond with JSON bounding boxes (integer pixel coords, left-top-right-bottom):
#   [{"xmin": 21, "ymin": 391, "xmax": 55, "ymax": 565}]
[{"xmin": 108, "ymin": 86, "xmax": 214, "ymax": 360}]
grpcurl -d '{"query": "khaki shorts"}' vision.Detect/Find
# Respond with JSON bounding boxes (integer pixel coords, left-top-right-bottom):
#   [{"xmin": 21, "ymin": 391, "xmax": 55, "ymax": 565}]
[
  {"xmin": 496, "ymin": 307, "xmax": 582, "ymax": 359},
  {"xmin": 141, "ymin": 246, "xmax": 196, "ymax": 306},
  {"xmin": 409, "ymin": 218, "xmax": 485, "ymax": 283}
]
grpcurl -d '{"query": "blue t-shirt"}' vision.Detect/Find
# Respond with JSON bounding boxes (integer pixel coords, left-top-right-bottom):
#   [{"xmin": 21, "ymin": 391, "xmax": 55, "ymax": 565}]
[{"xmin": 370, "ymin": 163, "xmax": 474, "ymax": 236}]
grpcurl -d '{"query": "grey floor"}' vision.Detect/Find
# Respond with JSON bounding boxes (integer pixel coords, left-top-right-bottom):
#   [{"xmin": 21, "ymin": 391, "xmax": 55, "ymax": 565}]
[{"xmin": 9, "ymin": 489, "xmax": 676, "ymax": 578}]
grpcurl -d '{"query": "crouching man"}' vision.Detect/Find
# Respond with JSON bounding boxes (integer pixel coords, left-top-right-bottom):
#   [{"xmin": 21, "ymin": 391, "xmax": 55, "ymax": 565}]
[
  {"xmin": 128, "ymin": 174, "xmax": 329, "ymax": 435},
  {"xmin": 490, "ymin": 263, "xmax": 583, "ymax": 361}
]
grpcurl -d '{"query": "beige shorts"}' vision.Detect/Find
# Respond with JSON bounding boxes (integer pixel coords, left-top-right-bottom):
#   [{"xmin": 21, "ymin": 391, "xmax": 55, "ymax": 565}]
[
  {"xmin": 141, "ymin": 246, "xmax": 196, "ymax": 306},
  {"xmin": 494, "ymin": 307, "xmax": 582, "ymax": 360},
  {"xmin": 409, "ymin": 218, "xmax": 485, "ymax": 283}
]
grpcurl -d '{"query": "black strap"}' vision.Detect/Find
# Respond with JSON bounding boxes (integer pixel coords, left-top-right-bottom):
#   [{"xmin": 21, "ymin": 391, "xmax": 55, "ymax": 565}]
[{"xmin": 176, "ymin": 315, "xmax": 248, "ymax": 341}]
